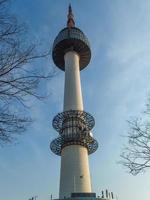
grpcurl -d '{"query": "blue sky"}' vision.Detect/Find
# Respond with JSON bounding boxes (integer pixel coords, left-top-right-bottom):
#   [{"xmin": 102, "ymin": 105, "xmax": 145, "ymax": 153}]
[{"xmin": 1, "ymin": 0, "xmax": 150, "ymax": 200}]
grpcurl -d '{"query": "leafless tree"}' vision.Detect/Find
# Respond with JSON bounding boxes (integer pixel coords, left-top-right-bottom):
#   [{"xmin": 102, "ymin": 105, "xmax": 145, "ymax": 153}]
[
  {"xmin": 0, "ymin": 0, "xmax": 54, "ymax": 145},
  {"xmin": 120, "ymin": 100, "xmax": 150, "ymax": 175}
]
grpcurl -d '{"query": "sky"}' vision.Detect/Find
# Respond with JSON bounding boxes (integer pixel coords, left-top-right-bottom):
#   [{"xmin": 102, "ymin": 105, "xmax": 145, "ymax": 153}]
[{"xmin": 0, "ymin": 0, "xmax": 150, "ymax": 200}]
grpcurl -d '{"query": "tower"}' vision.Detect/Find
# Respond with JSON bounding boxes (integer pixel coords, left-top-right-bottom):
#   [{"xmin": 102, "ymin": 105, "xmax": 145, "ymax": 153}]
[{"xmin": 50, "ymin": 5, "xmax": 114, "ymax": 200}]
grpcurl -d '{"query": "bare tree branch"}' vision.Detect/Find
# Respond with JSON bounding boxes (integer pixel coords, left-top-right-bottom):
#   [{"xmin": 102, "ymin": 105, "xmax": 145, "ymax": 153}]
[
  {"xmin": 120, "ymin": 116, "xmax": 150, "ymax": 175},
  {"xmin": 0, "ymin": 0, "xmax": 55, "ymax": 145}
]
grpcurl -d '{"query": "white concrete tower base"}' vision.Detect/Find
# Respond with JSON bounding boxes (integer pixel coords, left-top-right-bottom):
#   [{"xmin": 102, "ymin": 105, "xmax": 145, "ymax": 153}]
[{"xmin": 59, "ymin": 145, "xmax": 92, "ymax": 199}]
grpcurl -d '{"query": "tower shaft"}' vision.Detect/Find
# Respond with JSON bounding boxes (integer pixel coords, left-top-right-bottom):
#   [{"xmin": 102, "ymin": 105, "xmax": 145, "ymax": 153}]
[
  {"xmin": 59, "ymin": 51, "xmax": 92, "ymax": 198},
  {"xmin": 59, "ymin": 145, "xmax": 92, "ymax": 198},
  {"xmin": 64, "ymin": 51, "xmax": 83, "ymax": 111}
]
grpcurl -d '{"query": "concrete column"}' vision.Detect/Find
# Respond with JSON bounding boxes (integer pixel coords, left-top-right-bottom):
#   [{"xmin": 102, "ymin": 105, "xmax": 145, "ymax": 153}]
[
  {"xmin": 63, "ymin": 51, "xmax": 83, "ymax": 111},
  {"xmin": 59, "ymin": 51, "xmax": 92, "ymax": 199},
  {"xmin": 59, "ymin": 145, "xmax": 92, "ymax": 199}
]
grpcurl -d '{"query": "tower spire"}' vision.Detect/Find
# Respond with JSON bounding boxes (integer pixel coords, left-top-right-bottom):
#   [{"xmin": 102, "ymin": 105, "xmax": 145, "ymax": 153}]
[{"xmin": 67, "ymin": 4, "xmax": 75, "ymax": 28}]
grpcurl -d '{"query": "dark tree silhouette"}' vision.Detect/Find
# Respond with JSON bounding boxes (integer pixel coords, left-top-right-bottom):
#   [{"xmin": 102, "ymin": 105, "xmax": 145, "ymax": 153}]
[
  {"xmin": 120, "ymin": 99, "xmax": 150, "ymax": 175},
  {"xmin": 0, "ymin": 0, "xmax": 53, "ymax": 145}
]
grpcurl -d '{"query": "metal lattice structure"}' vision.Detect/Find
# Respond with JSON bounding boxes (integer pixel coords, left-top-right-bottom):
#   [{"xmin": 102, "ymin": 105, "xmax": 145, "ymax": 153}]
[
  {"xmin": 50, "ymin": 134, "xmax": 98, "ymax": 156},
  {"xmin": 52, "ymin": 110, "xmax": 95, "ymax": 134},
  {"xmin": 50, "ymin": 110, "xmax": 98, "ymax": 156}
]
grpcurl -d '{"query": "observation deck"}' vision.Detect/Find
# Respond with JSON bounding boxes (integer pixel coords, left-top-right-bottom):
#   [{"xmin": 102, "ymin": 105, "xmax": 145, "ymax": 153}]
[{"xmin": 52, "ymin": 27, "xmax": 91, "ymax": 71}]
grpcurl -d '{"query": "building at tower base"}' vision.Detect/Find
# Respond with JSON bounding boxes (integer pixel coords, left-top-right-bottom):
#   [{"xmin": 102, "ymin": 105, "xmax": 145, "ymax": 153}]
[{"xmin": 54, "ymin": 190, "xmax": 115, "ymax": 200}]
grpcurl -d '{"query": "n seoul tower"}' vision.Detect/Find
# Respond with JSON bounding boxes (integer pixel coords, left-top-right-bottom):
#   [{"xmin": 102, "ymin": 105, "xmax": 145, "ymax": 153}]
[{"xmin": 50, "ymin": 5, "xmax": 114, "ymax": 200}]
